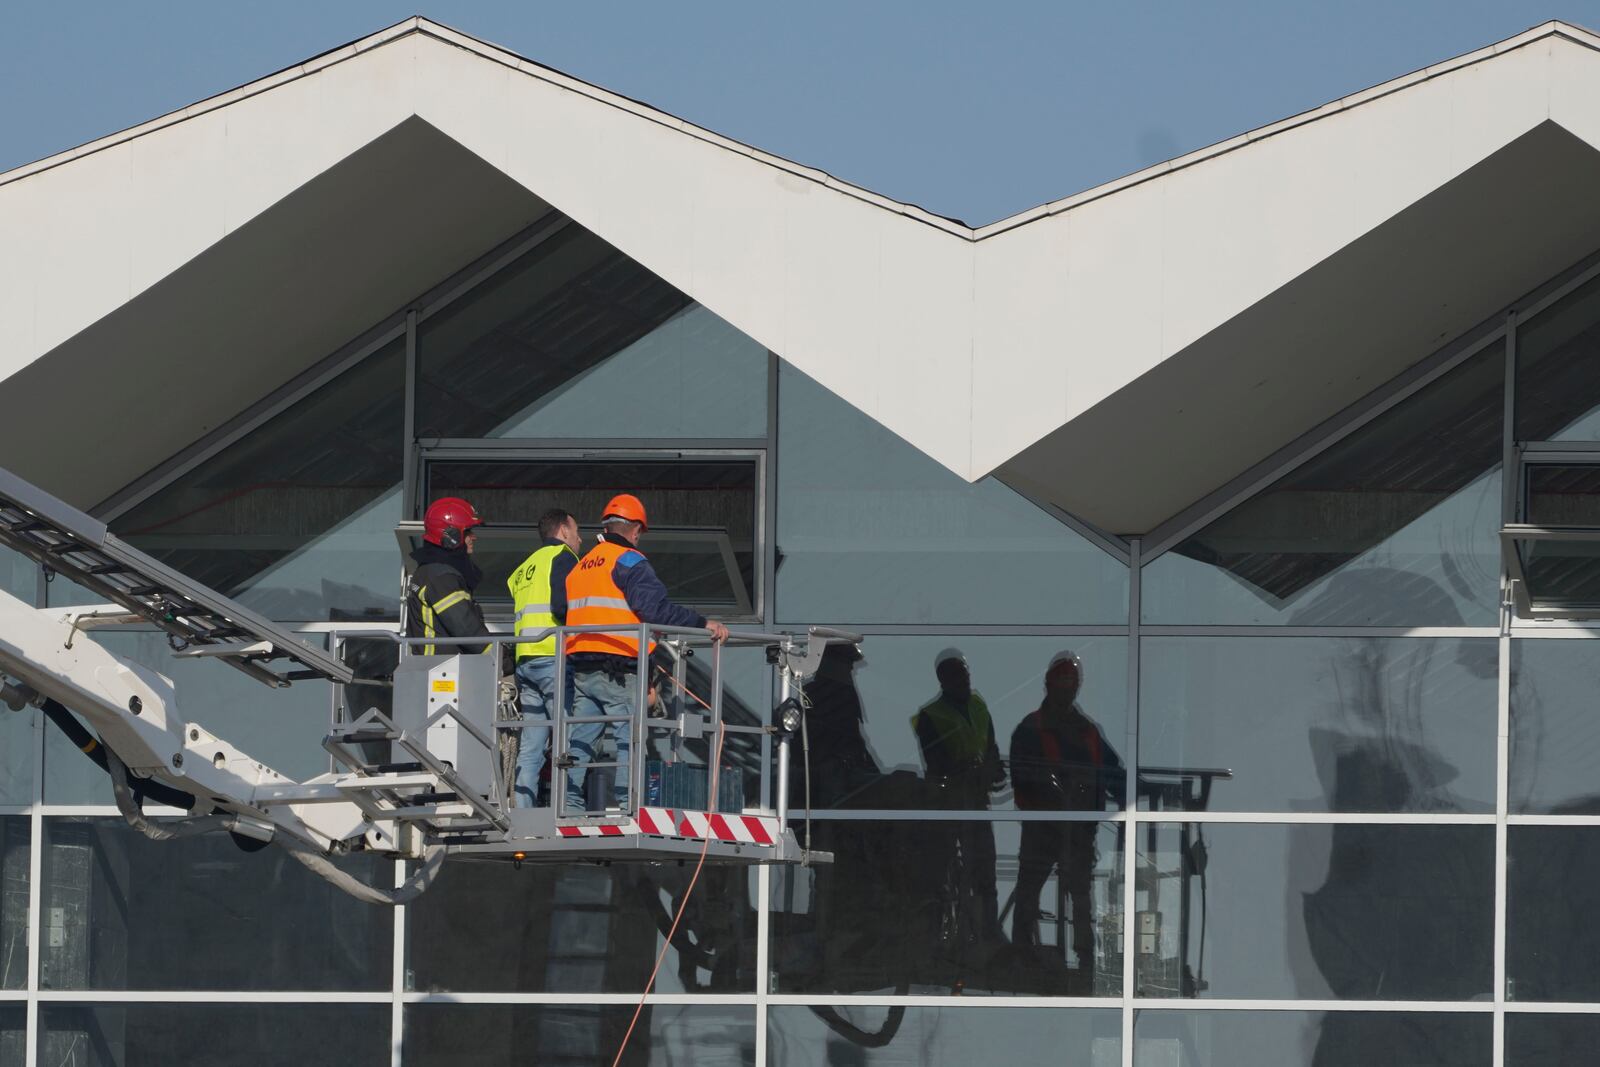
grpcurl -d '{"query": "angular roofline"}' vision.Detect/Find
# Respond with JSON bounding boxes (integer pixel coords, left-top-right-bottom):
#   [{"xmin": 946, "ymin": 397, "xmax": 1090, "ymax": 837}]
[{"xmin": 3, "ymin": 16, "xmax": 1597, "ymax": 237}]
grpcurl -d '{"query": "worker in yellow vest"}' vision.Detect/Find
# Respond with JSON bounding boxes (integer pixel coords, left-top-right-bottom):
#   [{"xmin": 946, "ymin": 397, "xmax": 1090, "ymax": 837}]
[
  {"xmin": 565, "ymin": 494, "xmax": 728, "ymax": 811},
  {"xmin": 506, "ymin": 508, "xmax": 581, "ymax": 808},
  {"xmin": 913, "ymin": 648, "xmax": 1007, "ymax": 944}
]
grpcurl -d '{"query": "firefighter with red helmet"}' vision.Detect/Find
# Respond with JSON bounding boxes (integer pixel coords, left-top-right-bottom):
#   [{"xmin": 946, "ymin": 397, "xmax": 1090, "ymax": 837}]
[{"xmin": 405, "ymin": 497, "xmax": 493, "ymax": 656}]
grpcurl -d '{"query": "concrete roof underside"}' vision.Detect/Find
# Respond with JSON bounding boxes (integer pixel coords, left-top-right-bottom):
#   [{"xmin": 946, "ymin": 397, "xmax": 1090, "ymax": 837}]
[{"xmin": 5, "ymin": 18, "xmax": 1600, "ymax": 532}]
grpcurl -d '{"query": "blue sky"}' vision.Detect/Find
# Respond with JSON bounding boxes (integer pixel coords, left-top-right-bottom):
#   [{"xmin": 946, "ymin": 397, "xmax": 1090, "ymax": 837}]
[{"xmin": 7, "ymin": 1, "xmax": 1600, "ymax": 225}]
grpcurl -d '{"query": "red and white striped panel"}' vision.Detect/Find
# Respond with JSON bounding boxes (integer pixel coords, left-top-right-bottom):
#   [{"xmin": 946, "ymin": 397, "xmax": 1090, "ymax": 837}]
[{"xmin": 556, "ymin": 808, "xmax": 778, "ymax": 846}]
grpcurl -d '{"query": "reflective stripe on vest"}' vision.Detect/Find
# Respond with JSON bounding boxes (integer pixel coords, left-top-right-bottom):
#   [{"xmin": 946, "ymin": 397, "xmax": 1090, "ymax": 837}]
[
  {"xmin": 508, "ymin": 543, "xmax": 576, "ymax": 660},
  {"xmin": 912, "ymin": 692, "xmax": 994, "ymax": 766},
  {"xmin": 566, "ymin": 540, "xmax": 655, "ymax": 659}
]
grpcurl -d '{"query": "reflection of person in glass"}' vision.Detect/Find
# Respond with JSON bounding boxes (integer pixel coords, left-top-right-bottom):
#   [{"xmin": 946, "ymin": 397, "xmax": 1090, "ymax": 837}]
[
  {"xmin": 1009, "ymin": 651, "xmax": 1125, "ymax": 978},
  {"xmin": 912, "ymin": 648, "xmax": 1006, "ymax": 942}
]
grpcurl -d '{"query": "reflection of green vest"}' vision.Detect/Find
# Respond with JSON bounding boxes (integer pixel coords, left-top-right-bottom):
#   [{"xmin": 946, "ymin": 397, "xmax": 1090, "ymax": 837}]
[
  {"xmin": 913, "ymin": 692, "xmax": 993, "ymax": 765},
  {"xmin": 508, "ymin": 543, "xmax": 575, "ymax": 659}
]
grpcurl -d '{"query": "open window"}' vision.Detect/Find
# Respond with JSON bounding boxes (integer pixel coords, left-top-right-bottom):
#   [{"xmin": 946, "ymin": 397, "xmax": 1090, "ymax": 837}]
[
  {"xmin": 403, "ymin": 450, "xmax": 762, "ymax": 621},
  {"xmin": 1504, "ymin": 453, "xmax": 1600, "ymax": 619}
]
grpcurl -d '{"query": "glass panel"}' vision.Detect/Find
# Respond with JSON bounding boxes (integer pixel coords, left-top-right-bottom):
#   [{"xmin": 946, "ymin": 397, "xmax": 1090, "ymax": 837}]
[
  {"xmin": 785, "ymin": 636, "xmax": 1127, "ymax": 813},
  {"xmin": 39, "ymin": 1004, "xmax": 389, "ymax": 1067},
  {"xmin": 1135, "ymin": 823, "xmax": 1493, "ymax": 999},
  {"xmin": 768, "ymin": 1006, "xmax": 1121, "ymax": 1066},
  {"xmin": 1140, "ymin": 637, "xmax": 1497, "ymax": 814},
  {"xmin": 1526, "ymin": 464, "xmax": 1600, "ymax": 525},
  {"xmin": 771, "ymin": 820, "xmax": 1124, "ymax": 996},
  {"xmin": 44, "ymin": 631, "xmax": 332, "ymax": 805},
  {"xmin": 1510, "ymin": 640, "xmax": 1600, "ymax": 814},
  {"xmin": 1516, "ymin": 272, "xmax": 1600, "ymax": 441},
  {"xmin": 775, "ymin": 362, "xmax": 1128, "ymax": 625},
  {"xmin": 0, "ymin": 1004, "xmax": 20, "ymax": 1067},
  {"xmin": 0, "ymin": 547, "xmax": 35, "ymax": 604},
  {"xmin": 401, "ymin": 1003, "xmax": 753, "ymax": 1066},
  {"xmin": 0, "ymin": 708, "xmax": 32, "ymax": 807},
  {"xmin": 425, "ymin": 457, "xmax": 757, "ymax": 616},
  {"xmin": 1513, "ymin": 537, "xmax": 1600, "ymax": 612},
  {"xmin": 110, "ymin": 337, "xmax": 405, "ymax": 622},
  {"xmin": 39, "ymin": 817, "xmax": 391, "ymax": 990},
  {"xmin": 1143, "ymin": 347, "xmax": 1503, "ymax": 625},
  {"xmin": 1134, "ymin": 1010, "xmax": 1490, "ymax": 1067},
  {"xmin": 416, "ymin": 223, "xmax": 765, "ymax": 440},
  {"xmin": 1505, "ymin": 1013, "xmax": 1600, "ymax": 1066},
  {"xmin": 1507, "ymin": 826, "xmax": 1600, "ymax": 1001},
  {"xmin": 0, "ymin": 819, "xmax": 29, "ymax": 991},
  {"xmin": 407, "ymin": 861, "xmax": 757, "ymax": 993}
]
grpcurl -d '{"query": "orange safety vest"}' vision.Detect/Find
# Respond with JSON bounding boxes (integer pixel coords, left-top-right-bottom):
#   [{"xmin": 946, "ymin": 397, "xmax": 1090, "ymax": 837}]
[{"xmin": 565, "ymin": 539, "xmax": 656, "ymax": 659}]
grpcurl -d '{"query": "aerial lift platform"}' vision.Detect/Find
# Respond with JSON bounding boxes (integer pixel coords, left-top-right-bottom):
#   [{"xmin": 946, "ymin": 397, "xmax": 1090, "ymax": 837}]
[{"xmin": 0, "ymin": 465, "xmax": 847, "ymax": 904}]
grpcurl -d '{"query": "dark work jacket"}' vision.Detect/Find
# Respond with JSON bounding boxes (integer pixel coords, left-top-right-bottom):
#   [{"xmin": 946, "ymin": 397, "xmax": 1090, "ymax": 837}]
[{"xmin": 405, "ymin": 543, "xmax": 492, "ymax": 655}]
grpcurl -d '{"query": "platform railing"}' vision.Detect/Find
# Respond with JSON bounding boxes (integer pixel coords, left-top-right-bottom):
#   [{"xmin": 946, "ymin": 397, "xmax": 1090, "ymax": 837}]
[{"xmin": 328, "ymin": 623, "xmax": 830, "ymax": 831}]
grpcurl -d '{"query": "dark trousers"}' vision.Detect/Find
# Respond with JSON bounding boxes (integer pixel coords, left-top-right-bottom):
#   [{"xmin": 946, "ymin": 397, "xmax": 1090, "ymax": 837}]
[{"xmin": 1013, "ymin": 822, "xmax": 1097, "ymax": 967}]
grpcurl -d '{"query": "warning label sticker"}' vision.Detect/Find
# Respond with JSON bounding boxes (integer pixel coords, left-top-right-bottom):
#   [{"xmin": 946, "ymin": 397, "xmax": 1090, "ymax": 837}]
[{"xmin": 431, "ymin": 679, "xmax": 457, "ymax": 693}]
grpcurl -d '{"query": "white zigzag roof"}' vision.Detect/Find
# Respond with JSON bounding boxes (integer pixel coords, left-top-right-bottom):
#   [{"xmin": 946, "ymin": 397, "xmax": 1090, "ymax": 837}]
[{"xmin": 4, "ymin": 17, "xmax": 1600, "ymax": 532}]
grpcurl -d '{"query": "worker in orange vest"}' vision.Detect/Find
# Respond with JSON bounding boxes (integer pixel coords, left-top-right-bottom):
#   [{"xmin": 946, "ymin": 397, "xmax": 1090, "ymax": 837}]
[{"xmin": 564, "ymin": 493, "xmax": 728, "ymax": 811}]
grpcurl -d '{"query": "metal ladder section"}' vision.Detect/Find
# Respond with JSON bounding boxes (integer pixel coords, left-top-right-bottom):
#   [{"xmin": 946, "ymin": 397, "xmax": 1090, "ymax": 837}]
[
  {"xmin": 322, "ymin": 707, "xmax": 510, "ymax": 843},
  {"xmin": 0, "ymin": 465, "xmax": 351, "ymax": 689}
]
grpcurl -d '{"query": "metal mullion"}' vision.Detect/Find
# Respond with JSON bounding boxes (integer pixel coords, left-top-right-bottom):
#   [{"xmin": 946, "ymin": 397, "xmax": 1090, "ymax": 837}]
[
  {"xmin": 1494, "ymin": 628, "xmax": 1511, "ymax": 1067},
  {"xmin": 399, "ymin": 991, "xmax": 761, "ymax": 1005},
  {"xmin": 1507, "ymin": 623, "xmax": 1600, "ymax": 636},
  {"xmin": 1494, "ymin": 312, "xmax": 1515, "ymax": 1067},
  {"xmin": 1131, "ymin": 811, "xmax": 1497, "ymax": 825},
  {"xmin": 420, "ymin": 438, "xmax": 769, "ymax": 452},
  {"xmin": 1505, "ymin": 813, "xmax": 1600, "ymax": 825},
  {"xmin": 763, "ymin": 993, "xmax": 1111, "ymax": 1008},
  {"xmin": 755, "ymin": 863, "xmax": 771, "ymax": 1067},
  {"xmin": 391, "ymin": 858, "xmax": 407, "ymax": 1067},
  {"xmin": 23, "ymin": 705, "xmax": 42, "ymax": 1067},
  {"xmin": 1503, "ymin": 1001, "xmax": 1600, "ymax": 1013},
  {"xmin": 786, "ymin": 624, "xmax": 1131, "ymax": 637},
  {"xmin": 1129, "ymin": 998, "xmax": 1492, "ymax": 1013},
  {"xmin": 402, "ymin": 309, "xmax": 419, "ymax": 522},
  {"xmin": 1122, "ymin": 538, "xmax": 1140, "ymax": 1067},
  {"xmin": 1138, "ymin": 625, "xmax": 1499, "ymax": 639},
  {"xmin": 802, "ymin": 808, "xmax": 1122, "ymax": 823},
  {"xmin": 31, "ymin": 990, "xmax": 394, "ymax": 1003}
]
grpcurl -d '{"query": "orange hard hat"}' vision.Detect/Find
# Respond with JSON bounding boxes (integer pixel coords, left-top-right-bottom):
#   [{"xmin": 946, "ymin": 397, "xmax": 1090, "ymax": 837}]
[{"xmin": 601, "ymin": 493, "xmax": 648, "ymax": 530}]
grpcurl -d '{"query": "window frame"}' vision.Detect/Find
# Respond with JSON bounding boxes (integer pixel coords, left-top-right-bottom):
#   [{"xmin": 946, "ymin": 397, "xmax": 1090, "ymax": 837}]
[{"xmin": 415, "ymin": 444, "xmax": 768, "ymax": 624}]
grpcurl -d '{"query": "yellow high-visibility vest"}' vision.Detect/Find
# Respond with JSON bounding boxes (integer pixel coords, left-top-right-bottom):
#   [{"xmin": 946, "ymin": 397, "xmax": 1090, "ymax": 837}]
[{"xmin": 508, "ymin": 543, "xmax": 576, "ymax": 660}]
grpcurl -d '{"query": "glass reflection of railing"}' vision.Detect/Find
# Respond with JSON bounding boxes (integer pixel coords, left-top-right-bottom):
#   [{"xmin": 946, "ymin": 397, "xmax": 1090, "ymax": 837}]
[{"xmin": 1134, "ymin": 766, "xmax": 1233, "ymax": 999}]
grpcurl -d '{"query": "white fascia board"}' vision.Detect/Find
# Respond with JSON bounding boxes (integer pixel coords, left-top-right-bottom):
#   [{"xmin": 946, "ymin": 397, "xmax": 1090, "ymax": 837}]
[
  {"xmin": 0, "ymin": 38, "xmax": 421, "ymax": 388},
  {"xmin": 406, "ymin": 33, "xmax": 980, "ymax": 475},
  {"xmin": 6, "ymin": 18, "xmax": 1600, "ymax": 494},
  {"xmin": 965, "ymin": 36, "xmax": 1574, "ymax": 478}
]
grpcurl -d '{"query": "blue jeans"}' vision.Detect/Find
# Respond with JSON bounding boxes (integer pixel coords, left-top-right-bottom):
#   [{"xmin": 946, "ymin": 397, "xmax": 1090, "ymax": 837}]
[
  {"xmin": 513, "ymin": 658, "xmax": 577, "ymax": 808},
  {"xmin": 570, "ymin": 668, "xmax": 635, "ymax": 809}
]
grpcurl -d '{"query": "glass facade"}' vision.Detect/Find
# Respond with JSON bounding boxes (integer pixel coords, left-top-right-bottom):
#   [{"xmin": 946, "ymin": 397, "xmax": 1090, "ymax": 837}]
[{"xmin": 8, "ymin": 206, "xmax": 1600, "ymax": 1066}]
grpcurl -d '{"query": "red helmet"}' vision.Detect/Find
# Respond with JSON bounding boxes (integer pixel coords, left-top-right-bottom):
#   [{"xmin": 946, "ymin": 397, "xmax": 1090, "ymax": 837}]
[
  {"xmin": 423, "ymin": 497, "xmax": 483, "ymax": 549},
  {"xmin": 601, "ymin": 493, "xmax": 648, "ymax": 531}
]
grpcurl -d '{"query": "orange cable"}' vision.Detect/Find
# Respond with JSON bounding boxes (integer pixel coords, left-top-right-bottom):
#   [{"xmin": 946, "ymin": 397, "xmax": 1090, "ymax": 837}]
[{"xmin": 610, "ymin": 664, "xmax": 726, "ymax": 1067}]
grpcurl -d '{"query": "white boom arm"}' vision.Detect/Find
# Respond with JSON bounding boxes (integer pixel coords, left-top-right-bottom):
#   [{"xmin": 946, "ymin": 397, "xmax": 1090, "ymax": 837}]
[{"xmin": 0, "ymin": 586, "xmax": 402, "ymax": 858}]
